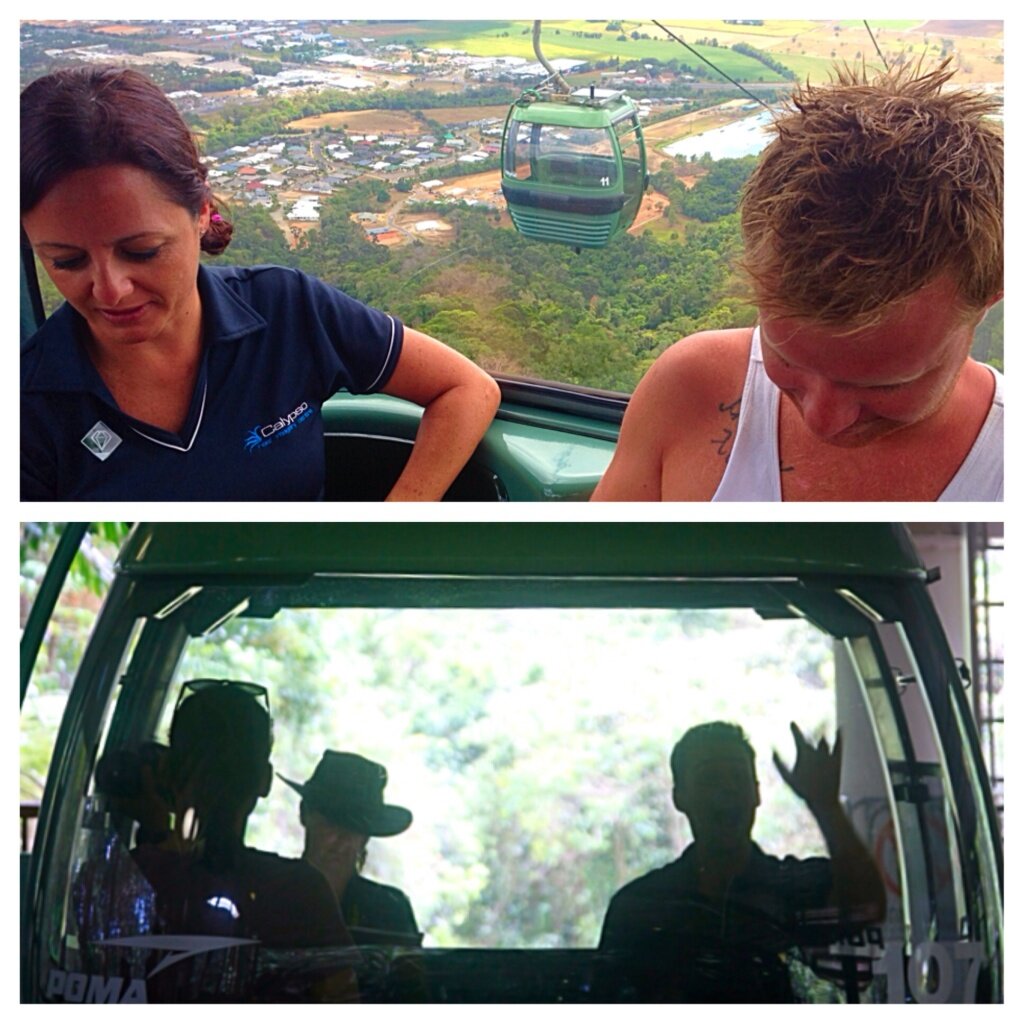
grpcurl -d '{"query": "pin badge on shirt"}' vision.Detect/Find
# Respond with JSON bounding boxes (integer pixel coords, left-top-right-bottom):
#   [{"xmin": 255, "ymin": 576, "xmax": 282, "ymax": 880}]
[{"xmin": 81, "ymin": 421, "xmax": 123, "ymax": 462}]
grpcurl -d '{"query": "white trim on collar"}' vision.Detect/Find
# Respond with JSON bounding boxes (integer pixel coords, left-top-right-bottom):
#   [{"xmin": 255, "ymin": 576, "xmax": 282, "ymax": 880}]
[{"xmin": 129, "ymin": 378, "xmax": 208, "ymax": 453}]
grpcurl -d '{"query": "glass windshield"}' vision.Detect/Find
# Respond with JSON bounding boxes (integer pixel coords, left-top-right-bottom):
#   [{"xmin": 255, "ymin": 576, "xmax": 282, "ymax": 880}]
[
  {"xmin": 616, "ymin": 116, "xmax": 645, "ymax": 223},
  {"xmin": 505, "ymin": 119, "xmax": 619, "ymax": 189},
  {"xmin": 180, "ymin": 608, "xmax": 836, "ymax": 946},
  {"xmin": 34, "ymin": 577, "xmax": 997, "ymax": 1003}
]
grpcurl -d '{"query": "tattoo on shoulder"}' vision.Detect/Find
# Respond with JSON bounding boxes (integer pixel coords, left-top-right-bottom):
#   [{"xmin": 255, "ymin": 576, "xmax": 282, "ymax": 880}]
[{"xmin": 710, "ymin": 395, "xmax": 742, "ymax": 458}]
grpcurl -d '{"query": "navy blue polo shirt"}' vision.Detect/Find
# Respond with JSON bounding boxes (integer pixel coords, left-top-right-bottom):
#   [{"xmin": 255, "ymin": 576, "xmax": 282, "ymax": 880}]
[{"xmin": 21, "ymin": 264, "xmax": 403, "ymax": 500}]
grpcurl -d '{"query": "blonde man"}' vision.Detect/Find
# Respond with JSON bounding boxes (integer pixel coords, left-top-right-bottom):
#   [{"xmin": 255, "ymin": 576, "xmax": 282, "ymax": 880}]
[{"xmin": 593, "ymin": 60, "xmax": 1003, "ymax": 502}]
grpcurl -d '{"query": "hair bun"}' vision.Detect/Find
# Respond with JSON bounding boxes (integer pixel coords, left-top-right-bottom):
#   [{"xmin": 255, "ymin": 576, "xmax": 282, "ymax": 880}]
[{"xmin": 202, "ymin": 209, "xmax": 234, "ymax": 255}]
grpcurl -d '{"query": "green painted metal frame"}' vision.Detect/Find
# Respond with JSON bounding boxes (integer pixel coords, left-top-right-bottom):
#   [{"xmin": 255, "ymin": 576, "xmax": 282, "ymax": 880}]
[
  {"xmin": 116, "ymin": 522, "xmax": 927, "ymax": 582},
  {"xmin": 322, "ymin": 391, "xmax": 617, "ymax": 501}
]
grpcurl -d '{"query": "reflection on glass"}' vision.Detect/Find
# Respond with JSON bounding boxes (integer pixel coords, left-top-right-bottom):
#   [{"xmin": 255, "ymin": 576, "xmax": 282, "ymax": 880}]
[{"xmin": 506, "ymin": 120, "xmax": 619, "ymax": 187}]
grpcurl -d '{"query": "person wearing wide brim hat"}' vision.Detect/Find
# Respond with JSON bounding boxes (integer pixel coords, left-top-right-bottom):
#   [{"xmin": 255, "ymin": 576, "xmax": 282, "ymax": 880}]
[{"xmin": 281, "ymin": 751, "xmax": 421, "ymax": 947}]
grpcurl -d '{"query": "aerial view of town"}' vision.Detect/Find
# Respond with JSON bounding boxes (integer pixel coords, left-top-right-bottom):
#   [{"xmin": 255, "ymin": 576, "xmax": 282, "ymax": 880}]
[{"xmin": 20, "ymin": 19, "xmax": 1004, "ymax": 390}]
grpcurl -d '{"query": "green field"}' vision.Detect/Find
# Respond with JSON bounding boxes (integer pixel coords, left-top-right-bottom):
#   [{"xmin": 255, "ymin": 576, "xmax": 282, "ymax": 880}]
[
  {"xmin": 776, "ymin": 53, "xmax": 860, "ymax": 84},
  {"xmin": 317, "ymin": 19, "xmax": 995, "ymax": 90},
  {"xmin": 330, "ymin": 21, "xmax": 519, "ymax": 43},
  {"xmin": 626, "ymin": 19, "xmax": 817, "ymax": 40},
  {"xmin": 320, "ymin": 20, "xmax": 955, "ymax": 84},
  {"xmin": 414, "ymin": 22, "xmax": 787, "ymax": 81},
  {"xmin": 835, "ymin": 20, "xmax": 924, "ymax": 29}
]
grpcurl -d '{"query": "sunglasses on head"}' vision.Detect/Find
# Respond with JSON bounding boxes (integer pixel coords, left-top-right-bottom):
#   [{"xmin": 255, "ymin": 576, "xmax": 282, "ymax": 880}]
[{"xmin": 174, "ymin": 678, "xmax": 270, "ymax": 715}]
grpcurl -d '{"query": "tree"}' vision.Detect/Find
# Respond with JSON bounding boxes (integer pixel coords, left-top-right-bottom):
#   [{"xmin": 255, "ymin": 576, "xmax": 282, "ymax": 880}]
[
  {"xmin": 20, "ymin": 523, "xmax": 132, "ymax": 801},
  {"xmin": 678, "ymin": 155, "xmax": 758, "ymax": 222},
  {"xmin": 20, "ymin": 522, "xmax": 132, "ymax": 602}
]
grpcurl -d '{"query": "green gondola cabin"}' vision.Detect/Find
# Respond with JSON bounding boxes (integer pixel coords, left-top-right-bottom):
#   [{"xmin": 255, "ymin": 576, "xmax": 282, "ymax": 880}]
[{"xmin": 501, "ymin": 88, "xmax": 648, "ymax": 249}]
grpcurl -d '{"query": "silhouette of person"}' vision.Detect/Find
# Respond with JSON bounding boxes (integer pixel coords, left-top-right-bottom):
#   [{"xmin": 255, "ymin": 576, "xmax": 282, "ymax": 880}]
[
  {"xmin": 598, "ymin": 721, "xmax": 884, "ymax": 1001},
  {"xmin": 282, "ymin": 751, "xmax": 421, "ymax": 947},
  {"xmin": 133, "ymin": 681, "xmax": 352, "ymax": 954},
  {"xmin": 70, "ymin": 742, "xmax": 171, "ymax": 983},
  {"xmin": 94, "ymin": 740, "xmax": 172, "ymax": 846}
]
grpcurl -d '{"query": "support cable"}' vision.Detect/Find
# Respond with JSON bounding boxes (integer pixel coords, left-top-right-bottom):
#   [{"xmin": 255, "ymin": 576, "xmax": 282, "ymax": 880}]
[
  {"xmin": 652, "ymin": 20, "xmax": 773, "ymax": 111},
  {"xmin": 864, "ymin": 20, "xmax": 890, "ymax": 71}
]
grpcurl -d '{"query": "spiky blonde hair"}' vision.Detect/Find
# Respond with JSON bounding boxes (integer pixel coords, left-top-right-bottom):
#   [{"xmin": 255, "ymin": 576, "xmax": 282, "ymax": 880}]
[{"xmin": 740, "ymin": 58, "xmax": 1002, "ymax": 328}]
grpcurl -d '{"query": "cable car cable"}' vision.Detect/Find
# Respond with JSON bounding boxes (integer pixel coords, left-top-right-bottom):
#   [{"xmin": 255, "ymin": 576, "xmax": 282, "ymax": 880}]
[
  {"xmin": 863, "ymin": 21, "xmax": 890, "ymax": 71},
  {"xmin": 651, "ymin": 21, "xmax": 773, "ymax": 112},
  {"xmin": 399, "ymin": 247, "xmax": 477, "ymax": 288}
]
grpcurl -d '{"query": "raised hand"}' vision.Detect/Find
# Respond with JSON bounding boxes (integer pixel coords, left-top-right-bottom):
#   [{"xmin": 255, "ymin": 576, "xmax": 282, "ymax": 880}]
[{"xmin": 773, "ymin": 721, "xmax": 842, "ymax": 815}]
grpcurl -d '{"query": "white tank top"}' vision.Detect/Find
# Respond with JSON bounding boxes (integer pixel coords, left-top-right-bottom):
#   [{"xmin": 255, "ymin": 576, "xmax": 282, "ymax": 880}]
[{"xmin": 712, "ymin": 328, "xmax": 1004, "ymax": 501}]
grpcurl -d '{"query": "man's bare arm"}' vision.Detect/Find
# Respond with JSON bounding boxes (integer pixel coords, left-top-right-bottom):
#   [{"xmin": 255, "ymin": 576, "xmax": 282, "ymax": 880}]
[
  {"xmin": 592, "ymin": 330, "xmax": 752, "ymax": 502},
  {"xmin": 590, "ymin": 361, "xmax": 669, "ymax": 501},
  {"xmin": 775, "ymin": 723, "xmax": 886, "ymax": 924}
]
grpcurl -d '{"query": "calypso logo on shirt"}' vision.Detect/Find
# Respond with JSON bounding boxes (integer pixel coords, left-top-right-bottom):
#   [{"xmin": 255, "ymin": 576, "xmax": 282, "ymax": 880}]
[{"xmin": 245, "ymin": 400, "xmax": 313, "ymax": 452}]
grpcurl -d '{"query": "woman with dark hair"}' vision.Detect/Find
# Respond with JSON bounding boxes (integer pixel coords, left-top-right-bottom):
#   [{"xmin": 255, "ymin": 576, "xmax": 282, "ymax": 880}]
[{"xmin": 21, "ymin": 66, "xmax": 500, "ymax": 500}]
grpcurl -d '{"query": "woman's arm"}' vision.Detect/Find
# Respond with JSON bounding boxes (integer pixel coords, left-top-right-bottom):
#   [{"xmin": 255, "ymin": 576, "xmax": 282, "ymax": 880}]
[{"xmin": 380, "ymin": 328, "xmax": 500, "ymax": 501}]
